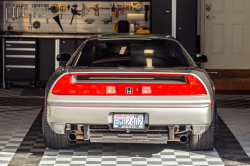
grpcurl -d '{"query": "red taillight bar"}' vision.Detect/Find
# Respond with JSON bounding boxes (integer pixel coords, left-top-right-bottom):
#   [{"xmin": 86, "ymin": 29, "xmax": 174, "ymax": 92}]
[{"xmin": 52, "ymin": 74, "xmax": 207, "ymax": 95}]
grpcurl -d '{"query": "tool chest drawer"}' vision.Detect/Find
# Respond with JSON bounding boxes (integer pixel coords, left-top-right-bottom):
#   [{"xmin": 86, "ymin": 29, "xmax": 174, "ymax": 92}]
[
  {"xmin": 5, "ymin": 38, "xmax": 37, "ymax": 82},
  {"xmin": 6, "ymin": 57, "xmax": 35, "ymax": 66},
  {"xmin": 6, "ymin": 50, "xmax": 35, "ymax": 55},
  {"xmin": 5, "ymin": 68, "xmax": 36, "ymax": 80},
  {"xmin": 6, "ymin": 41, "xmax": 36, "ymax": 49},
  {"xmin": 5, "ymin": 40, "xmax": 36, "ymax": 54}
]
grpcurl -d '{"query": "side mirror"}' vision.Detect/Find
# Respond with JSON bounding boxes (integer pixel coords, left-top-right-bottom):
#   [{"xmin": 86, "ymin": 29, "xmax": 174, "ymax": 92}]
[
  {"xmin": 57, "ymin": 53, "xmax": 71, "ymax": 62},
  {"xmin": 194, "ymin": 54, "xmax": 208, "ymax": 63}
]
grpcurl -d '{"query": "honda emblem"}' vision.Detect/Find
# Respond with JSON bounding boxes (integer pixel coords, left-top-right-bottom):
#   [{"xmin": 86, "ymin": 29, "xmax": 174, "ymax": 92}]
[{"xmin": 125, "ymin": 88, "xmax": 133, "ymax": 94}]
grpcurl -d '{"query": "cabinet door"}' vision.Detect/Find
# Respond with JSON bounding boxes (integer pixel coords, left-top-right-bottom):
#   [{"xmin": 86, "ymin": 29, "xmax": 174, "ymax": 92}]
[
  {"xmin": 60, "ymin": 39, "xmax": 75, "ymax": 54},
  {"xmin": 152, "ymin": 0, "xmax": 172, "ymax": 35},
  {"xmin": 39, "ymin": 39, "xmax": 55, "ymax": 81},
  {"xmin": 177, "ymin": 0, "xmax": 197, "ymax": 57},
  {"xmin": 59, "ymin": 39, "xmax": 75, "ymax": 66}
]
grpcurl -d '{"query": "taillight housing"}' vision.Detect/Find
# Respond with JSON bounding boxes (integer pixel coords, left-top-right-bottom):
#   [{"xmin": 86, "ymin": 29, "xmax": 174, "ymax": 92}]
[
  {"xmin": 52, "ymin": 74, "xmax": 207, "ymax": 96},
  {"xmin": 52, "ymin": 74, "xmax": 71, "ymax": 95}
]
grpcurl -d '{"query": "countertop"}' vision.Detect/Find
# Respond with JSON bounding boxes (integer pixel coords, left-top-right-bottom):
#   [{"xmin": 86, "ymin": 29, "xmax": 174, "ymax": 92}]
[{"xmin": 0, "ymin": 33, "xmax": 102, "ymax": 38}]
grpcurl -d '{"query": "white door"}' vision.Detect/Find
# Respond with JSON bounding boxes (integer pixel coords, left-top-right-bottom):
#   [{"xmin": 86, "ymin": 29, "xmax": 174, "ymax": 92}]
[{"xmin": 204, "ymin": 0, "xmax": 250, "ymax": 69}]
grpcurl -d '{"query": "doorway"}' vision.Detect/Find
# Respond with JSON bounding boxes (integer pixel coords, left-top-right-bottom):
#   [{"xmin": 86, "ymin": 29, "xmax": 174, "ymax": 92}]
[{"xmin": 201, "ymin": 0, "xmax": 250, "ymax": 69}]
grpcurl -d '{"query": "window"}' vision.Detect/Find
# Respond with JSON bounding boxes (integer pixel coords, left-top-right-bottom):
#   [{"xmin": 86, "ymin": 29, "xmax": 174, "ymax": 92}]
[{"xmin": 71, "ymin": 39, "xmax": 193, "ymax": 68}]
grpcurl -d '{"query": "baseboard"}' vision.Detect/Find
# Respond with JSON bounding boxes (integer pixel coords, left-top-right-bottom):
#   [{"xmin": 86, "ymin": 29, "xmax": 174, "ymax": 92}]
[{"xmin": 216, "ymin": 90, "xmax": 250, "ymax": 95}]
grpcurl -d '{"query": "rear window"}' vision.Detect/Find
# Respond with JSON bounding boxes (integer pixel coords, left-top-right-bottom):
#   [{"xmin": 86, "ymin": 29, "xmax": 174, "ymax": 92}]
[{"xmin": 71, "ymin": 39, "xmax": 193, "ymax": 68}]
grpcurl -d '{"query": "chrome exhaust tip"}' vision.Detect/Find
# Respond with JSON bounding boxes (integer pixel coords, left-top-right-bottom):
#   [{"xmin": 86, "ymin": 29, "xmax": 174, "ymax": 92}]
[
  {"xmin": 180, "ymin": 134, "xmax": 189, "ymax": 143},
  {"xmin": 68, "ymin": 132, "xmax": 77, "ymax": 141}
]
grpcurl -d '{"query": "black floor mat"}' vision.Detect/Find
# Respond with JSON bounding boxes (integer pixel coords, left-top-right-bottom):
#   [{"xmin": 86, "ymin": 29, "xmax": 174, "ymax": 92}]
[
  {"xmin": 20, "ymin": 89, "xmax": 45, "ymax": 97},
  {"xmin": 0, "ymin": 97, "xmax": 44, "ymax": 107}
]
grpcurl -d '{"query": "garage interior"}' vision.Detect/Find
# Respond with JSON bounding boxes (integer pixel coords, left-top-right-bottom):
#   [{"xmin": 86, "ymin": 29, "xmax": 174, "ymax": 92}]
[{"xmin": 0, "ymin": 0, "xmax": 250, "ymax": 166}]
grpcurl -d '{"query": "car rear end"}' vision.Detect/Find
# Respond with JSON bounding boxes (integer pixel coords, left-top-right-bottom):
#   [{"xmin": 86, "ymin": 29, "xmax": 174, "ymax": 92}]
[{"xmin": 43, "ymin": 35, "xmax": 216, "ymax": 149}]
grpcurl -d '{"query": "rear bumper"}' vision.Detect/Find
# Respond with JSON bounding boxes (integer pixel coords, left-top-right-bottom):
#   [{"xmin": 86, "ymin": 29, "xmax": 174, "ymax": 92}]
[
  {"xmin": 48, "ymin": 105, "xmax": 211, "ymax": 124},
  {"xmin": 47, "ymin": 94, "xmax": 213, "ymax": 135},
  {"xmin": 47, "ymin": 104, "xmax": 212, "ymax": 135}
]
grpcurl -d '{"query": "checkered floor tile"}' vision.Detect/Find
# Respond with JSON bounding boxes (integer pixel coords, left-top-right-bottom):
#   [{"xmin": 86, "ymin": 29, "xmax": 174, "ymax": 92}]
[
  {"xmin": 39, "ymin": 143, "xmax": 224, "ymax": 166},
  {"xmin": 217, "ymin": 95, "xmax": 250, "ymax": 158},
  {"xmin": 8, "ymin": 111, "xmax": 45, "ymax": 166},
  {"xmin": 0, "ymin": 89, "xmax": 23, "ymax": 98},
  {"xmin": 0, "ymin": 107, "xmax": 42, "ymax": 166},
  {"xmin": 216, "ymin": 94, "xmax": 250, "ymax": 108},
  {"xmin": 0, "ymin": 89, "xmax": 44, "ymax": 166},
  {"xmin": 0, "ymin": 88, "xmax": 44, "ymax": 99},
  {"xmin": 216, "ymin": 116, "xmax": 250, "ymax": 165},
  {"xmin": 0, "ymin": 98, "xmax": 44, "ymax": 107}
]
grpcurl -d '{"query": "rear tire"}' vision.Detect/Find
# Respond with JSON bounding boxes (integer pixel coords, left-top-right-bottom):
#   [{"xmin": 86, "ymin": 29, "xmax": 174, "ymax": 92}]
[
  {"xmin": 189, "ymin": 106, "xmax": 218, "ymax": 151},
  {"xmin": 42, "ymin": 108, "xmax": 71, "ymax": 149}
]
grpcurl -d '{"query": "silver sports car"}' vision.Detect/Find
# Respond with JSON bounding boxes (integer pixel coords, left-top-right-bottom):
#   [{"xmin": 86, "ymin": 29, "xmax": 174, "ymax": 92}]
[{"xmin": 43, "ymin": 34, "xmax": 217, "ymax": 151}]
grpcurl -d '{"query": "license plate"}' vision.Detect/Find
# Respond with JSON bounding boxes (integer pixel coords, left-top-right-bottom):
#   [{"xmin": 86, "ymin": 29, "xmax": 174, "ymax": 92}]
[{"xmin": 113, "ymin": 114, "xmax": 144, "ymax": 129}]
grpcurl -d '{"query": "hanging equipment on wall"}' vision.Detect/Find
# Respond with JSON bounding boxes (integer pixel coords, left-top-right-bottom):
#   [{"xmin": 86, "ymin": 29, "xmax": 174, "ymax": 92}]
[
  {"xmin": 12, "ymin": 4, "xmax": 16, "ymax": 20},
  {"xmin": 113, "ymin": 24, "xmax": 118, "ymax": 31},
  {"xmin": 59, "ymin": 4, "xmax": 66, "ymax": 12},
  {"xmin": 67, "ymin": 5, "xmax": 71, "ymax": 10},
  {"xmin": 82, "ymin": 3, "xmax": 90, "ymax": 18},
  {"xmin": 28, "ymin": 14, "xmax": 32, "ymax": 30},
  {"xmin": 53, "ymin": 15, "xmax": 63, "ymax": 31},
  {"xmin": 50, "ymin": 4, "xmax": 59, "ymax": 13},
  {"xmin": 93, "ymin": 4, "xmax": 99, "ymax": 16},
  {"xmin": 33, "ymin": 21, "xmax": 41, "ymax": 29},
  {"xmin": 145, "ymin": 5, "xmax": 149, "ymax": 21},
  {"xmin": 70, "ymin": 5, "xmax": 81, "ymax": 25},
  {"xmin": 103, "ymin": 19, "xmax": 110, "ymax": 24},
  {"xmin": 85, "ymin": 18, "xmax": 94, "ymax": 24},
  {"xmin": 7, "ymin": 23, "xmax": 13, "ymax": 31}
]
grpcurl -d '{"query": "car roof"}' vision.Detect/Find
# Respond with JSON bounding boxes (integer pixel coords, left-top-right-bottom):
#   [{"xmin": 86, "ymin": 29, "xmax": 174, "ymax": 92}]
[{"xmin": 88, "ymin": 33, "xmax": 176, "ymax": 41}]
